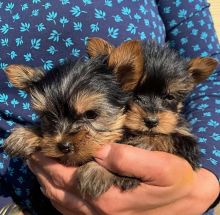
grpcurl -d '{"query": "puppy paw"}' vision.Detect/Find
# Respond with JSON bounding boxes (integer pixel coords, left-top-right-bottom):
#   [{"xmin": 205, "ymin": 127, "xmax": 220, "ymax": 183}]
[
  {"xmin": 4, "ymin": 127, "xmax": 41, "ymax": 158},
  {"xmin": 114, "ymin": 176, "xmax": 140, "ymax": 191},
  {"xmin": 76, "ymin": 161, "xmax": 114, "ymax": 199}
]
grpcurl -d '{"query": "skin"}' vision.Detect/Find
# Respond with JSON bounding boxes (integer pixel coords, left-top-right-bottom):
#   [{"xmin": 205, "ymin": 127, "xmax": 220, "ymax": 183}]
[{"xmin": 28, "ymin": 143, "xmax": 220, "ymax": 215}]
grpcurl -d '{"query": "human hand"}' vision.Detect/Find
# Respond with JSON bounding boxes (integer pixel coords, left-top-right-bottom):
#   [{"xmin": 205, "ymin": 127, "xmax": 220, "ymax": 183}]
[{"xmin": 28, "ymin": 143, "xmax": 220, "ymax": 215}]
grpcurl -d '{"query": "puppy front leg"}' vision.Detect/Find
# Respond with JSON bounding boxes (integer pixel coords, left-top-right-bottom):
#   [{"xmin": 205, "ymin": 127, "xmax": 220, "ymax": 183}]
[
  {"xmin": 4, "ymin": 127, "xmax": 42, "ymax": 158},
  {"xmin": 76, "ymin": 161, "xmax": 114, "ymax": 199}
]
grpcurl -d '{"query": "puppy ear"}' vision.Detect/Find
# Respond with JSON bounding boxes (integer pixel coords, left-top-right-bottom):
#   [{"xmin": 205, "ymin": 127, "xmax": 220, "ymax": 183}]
[
  {"xmin": 109, "ymin": 40, "xmax": 144, "ymax": 92},
  {"xmin": 188, "ymin": 57, "xmax": 218, "ymax": 84},
  {"xmin": 4, "ymin": 65, "xmax": 44, "ymax": 91},
  {"xmin": 87, "ymin": 37, "xmax": 114, "ymax": 57}
]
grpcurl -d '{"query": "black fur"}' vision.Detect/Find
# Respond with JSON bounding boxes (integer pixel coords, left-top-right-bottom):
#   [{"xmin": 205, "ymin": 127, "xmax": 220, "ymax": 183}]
[
  {"xmin": 4, "ymin": 56, "xmax": 131, "ymax": 213},
  {"xmin": 33, "ymin": 57, "xmax": 129, "ymax": 124},
  {"xmin": 126, "ymin": 41, "xmax": 200, "ymax": 169}
]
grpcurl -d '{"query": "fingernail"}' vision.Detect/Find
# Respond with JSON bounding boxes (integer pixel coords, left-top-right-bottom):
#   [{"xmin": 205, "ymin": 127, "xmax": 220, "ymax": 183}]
[{"xmin": 94, "ymin": 144, "xmax": 111, "ymax": 160}]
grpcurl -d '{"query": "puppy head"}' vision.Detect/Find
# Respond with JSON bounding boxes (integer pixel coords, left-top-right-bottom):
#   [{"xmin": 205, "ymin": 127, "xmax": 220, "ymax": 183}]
[
  {"xmin": 87, "ymin": 37, "xmax": 144, "ymax": 92},
  {"xmin": 125, "ymin": 41, "xmax": 218, "ymax": 135},
  {"xmin": 5, "ymin": 57, "xmax": 129, "ymax": 165}
]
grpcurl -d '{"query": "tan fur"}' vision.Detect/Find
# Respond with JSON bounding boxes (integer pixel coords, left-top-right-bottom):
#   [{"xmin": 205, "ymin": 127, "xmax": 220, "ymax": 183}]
[
  {"xmin": 188, "ymin": 57, "xmax": 218, "ymax": 83},
  {"xmin": 40, "ymin": 111, "xmax": 125, "ymax": 166},
  {"xmin": 108, "ymin": 40, "xmax": 144, "ymax": 91},
  {"xmin": 87, "ymin": 38, "xmax": 144, "ymax": 92},
  {"xmin": 28, "ymin": 89, "xmax": 126, "ymax": 165},
  {"xmin": 156, "ymin": 111, "xmax": 178, "ymax": 134},
  {"xmin": 125, "ymin": 104, "xmax": 178, "ymax": 135},
  {"xmin": 30, "ymin": 90, "xmax": 46, "ymax": 111},
  {"xmin": 125, "ymin": 109, "xmax": 178, "ymax": 153},
  {"xmin": 5, "ymin": 65, "xmax": 44, "ymax": 90},
  {"xmin": 74, "ymin": 92, "xmax": 106, "ymax": 114},
  {"xmin": 4, "ymin": 127, "xmax": 41, "ymax": 158},
  {"xmin": 5, "ymin": 109, "xmax": 125, "ymax": 168},
  {"xmin": 125, "ymin": 103, "xmax": 147, "ymax": 132},
  {"xmin": 4, "ymin": 79, "xmax": 126, "ymax": 169},
  {"xmin": 87, "ymin": 37, "xmax": 114, "ymax": 57},
  {"xmin": 73, "ymin": 91, "xmax": 126, "ymax": 139}
]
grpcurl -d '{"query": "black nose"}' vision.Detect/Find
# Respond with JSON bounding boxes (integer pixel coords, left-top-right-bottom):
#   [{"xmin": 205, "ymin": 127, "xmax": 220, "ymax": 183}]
[
  {"xmin": 144, "ymin": 117, "xmax": 159, "ymax": 129},
  {"xmin": 57, "ymin": 142, "xmax": 73, "ymax": 154}
]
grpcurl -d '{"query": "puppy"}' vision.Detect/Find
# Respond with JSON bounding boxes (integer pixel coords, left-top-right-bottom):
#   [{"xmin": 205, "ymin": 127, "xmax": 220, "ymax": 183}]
[
  {"xmin": 87, "ymin": 38, "xmax": 218, "ymax": 175},
  {"xmin": 4, "ymin": 49, "xmax": 143, "ymax": 198}
]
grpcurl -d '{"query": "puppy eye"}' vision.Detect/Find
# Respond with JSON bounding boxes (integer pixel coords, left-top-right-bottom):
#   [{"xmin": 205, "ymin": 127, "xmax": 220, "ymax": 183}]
[
  {"xmin": 163, "ymin": 94, "xmax": 175, "ymax": 101},
  {"xmin": 84, "ymin": 110, "xmax": 98, "ymax": 120},
  {"xmin": 69, "ymin": 130, "xmax": 78, "ymax": 135}
]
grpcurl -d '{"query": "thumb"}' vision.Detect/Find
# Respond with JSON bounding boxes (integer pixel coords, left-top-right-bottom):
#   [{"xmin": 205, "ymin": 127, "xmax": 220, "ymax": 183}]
[{"xmin": 94, "ymin": 143, "xmax": 194, "ymax": 187}]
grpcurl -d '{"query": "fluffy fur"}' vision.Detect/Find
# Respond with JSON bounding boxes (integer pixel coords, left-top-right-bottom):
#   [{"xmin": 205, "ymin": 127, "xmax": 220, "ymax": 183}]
[
  {"xmin": 4, "ymin": 56, "xmax": 136, "ymax": 199},
  {"xmin": 87, "ymin": 38, "xmax": 218, "ymax": 189},
  {"xmin": 4, "ymin": 38, "xmax": 218, "ymax": 202}
]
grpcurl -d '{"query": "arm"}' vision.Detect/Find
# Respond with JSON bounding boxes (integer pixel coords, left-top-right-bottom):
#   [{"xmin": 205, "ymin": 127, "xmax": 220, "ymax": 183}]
[{"xmin": 157, "ymin": 0, "xmax": 220, "ymax": 190}]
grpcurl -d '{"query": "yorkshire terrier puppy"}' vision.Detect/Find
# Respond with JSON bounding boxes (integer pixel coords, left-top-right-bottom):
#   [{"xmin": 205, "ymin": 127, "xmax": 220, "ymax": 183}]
[
  {"xmin": 4, "ymin": 47, "xmax": 143, "ymax": 199},
  {"xmin": 88, "ymin": 38, "xmax": 218, "ymax": 173}
]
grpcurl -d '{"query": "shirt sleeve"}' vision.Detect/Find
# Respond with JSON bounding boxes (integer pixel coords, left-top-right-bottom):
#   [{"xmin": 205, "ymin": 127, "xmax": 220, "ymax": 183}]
[{"xmin": 157, "ymin": 0, "xmax": 220, "ymax": 180}]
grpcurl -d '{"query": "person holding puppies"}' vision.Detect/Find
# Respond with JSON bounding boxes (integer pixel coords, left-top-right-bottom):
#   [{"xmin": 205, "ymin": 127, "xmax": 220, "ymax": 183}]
[{"xmin": 0, "ymin": 0, "xmax": 219, "ymax": 214}]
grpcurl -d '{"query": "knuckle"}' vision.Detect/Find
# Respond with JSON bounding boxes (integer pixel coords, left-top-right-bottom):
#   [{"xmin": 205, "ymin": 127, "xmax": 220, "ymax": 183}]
[
  {"xmin": 111, "ymin": 159, "xmax": 124, "ymax": 173},
  {"xmin": 110, "ymin": 146, "xmax": 128, "ymax": 171}
]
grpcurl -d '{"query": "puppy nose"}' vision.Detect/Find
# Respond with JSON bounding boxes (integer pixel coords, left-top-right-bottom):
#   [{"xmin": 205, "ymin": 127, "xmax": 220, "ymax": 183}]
[
  {"xmin": 57, "ymin": 142, "xmax": 73, "ymax": 154},
  {"xmin": 144, "ymin": 117, "xmax": 159, "ymax": 129}
]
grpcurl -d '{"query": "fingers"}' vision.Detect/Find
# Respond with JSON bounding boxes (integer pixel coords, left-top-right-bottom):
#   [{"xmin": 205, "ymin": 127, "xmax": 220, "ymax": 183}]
[
  {"xmin": 30, "ymin": 161, "xmax": 89, "ymax": 212},
  {"xmin": 27, "ymin": 152, "xmax": 77, "ymax": 189},
  {"xmin": 28, "ymin": 153, "xmax": 98, "ymax": 214},
  {"xmin": 94, "ymin": 143, "xmax": 195, "ymax": 187}
]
